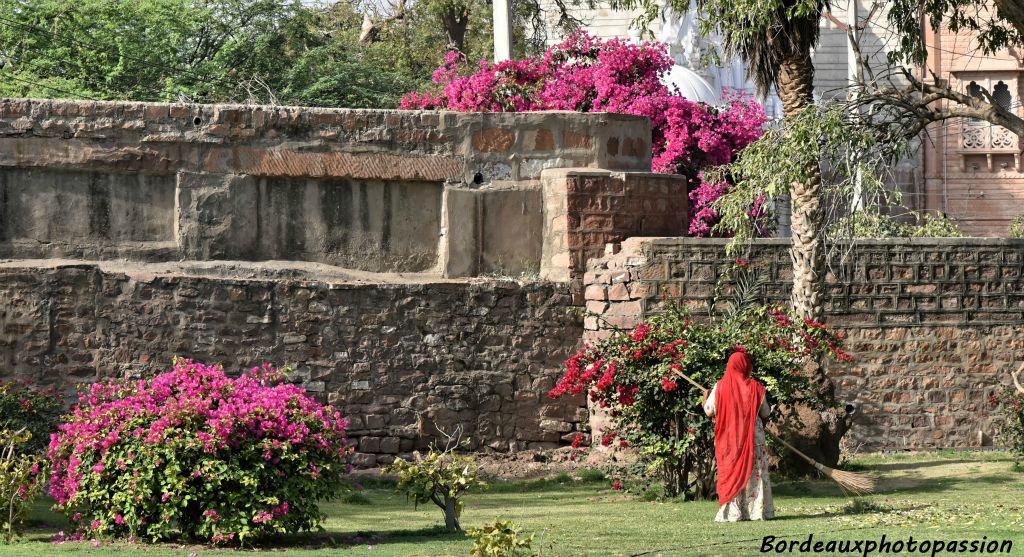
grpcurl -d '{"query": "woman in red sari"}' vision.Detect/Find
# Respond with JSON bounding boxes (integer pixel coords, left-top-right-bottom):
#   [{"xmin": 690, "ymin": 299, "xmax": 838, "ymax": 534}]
[{"xmin": 702, "ymin": 349, "xmax": 774, "ymax": 521}]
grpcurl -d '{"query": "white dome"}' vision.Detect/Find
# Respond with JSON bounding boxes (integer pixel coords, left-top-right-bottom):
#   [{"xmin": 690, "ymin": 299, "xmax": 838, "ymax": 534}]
[{"xmin": 663, "ymin": 63, "xmax": 719, "ymax": 105}]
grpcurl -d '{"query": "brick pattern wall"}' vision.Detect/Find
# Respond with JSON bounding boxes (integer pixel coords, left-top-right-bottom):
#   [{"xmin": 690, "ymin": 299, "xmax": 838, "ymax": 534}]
[
  {"xmin": 0, "ymin": 263, "xmax": 584, "ymax": 465},
  {"xmin": 540, "ymin": 169, "xmax": 689, "ymax": 287},
  {"xmin": 583, "ymin": 237, "xmax": 1024, "ymax": 450}
]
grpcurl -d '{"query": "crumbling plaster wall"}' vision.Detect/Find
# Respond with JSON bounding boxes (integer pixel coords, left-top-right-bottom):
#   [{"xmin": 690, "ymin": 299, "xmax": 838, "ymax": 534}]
[{"xmin": 0, "ymin": 99, "xmax": 659, "ymax": 276}]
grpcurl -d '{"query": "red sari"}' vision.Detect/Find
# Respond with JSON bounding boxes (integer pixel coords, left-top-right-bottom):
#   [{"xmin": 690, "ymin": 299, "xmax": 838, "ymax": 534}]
[{"xmin": 713, "ymin": 352, "xmax": 766, "ymax": 506}]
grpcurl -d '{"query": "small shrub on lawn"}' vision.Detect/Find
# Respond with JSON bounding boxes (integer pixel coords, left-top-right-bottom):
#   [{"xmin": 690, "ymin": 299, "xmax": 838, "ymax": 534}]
[
  {"xmin": 552, "ymin": 471, "xmax": 572, "ymax": 484},
  {"xmin": 466, "ymin": 519, "xmax": 534, "ymax": 557},
  {"xmin": 576, "ymin": 468, "xmax": 606, "ymax": 482},
  {"xmin": 340, "ymin": 491, "xmax": 371, "ymax": 505},
  {"xmin": 0, "ymin": 429, "xmax": 46, "ymax": 542},
  {"xmin": 0, "ymin": 381, "xmax": 63, "ymax": 455},
  {"xmin": 383, "ymin": 441, "xmax": 485, "ymax": 531},
  {"xmin": 47, "ymin": 359, "xmax": 353, "ymax": 544}
]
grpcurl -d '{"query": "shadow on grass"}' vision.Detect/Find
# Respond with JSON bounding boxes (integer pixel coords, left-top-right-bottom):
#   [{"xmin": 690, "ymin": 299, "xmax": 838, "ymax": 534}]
[
  {"xmin": 774, "ymin": 468, "xmax": 1014, "ymax": 500},
  {"xmin": 486, "ymin": 476, "xmax": 609, "ymax": 494},
  {"xmin": 863, "ymin": 459, "xmax": 991, "ymax": 472},
  {"xmin": 254, "ymin": 525, "xmax": 465, "ymax": 550}
]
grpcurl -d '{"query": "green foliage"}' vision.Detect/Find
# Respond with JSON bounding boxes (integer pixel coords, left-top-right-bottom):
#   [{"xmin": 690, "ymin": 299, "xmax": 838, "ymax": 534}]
[
  {"xmin": 0, "ymin": 381, "xmax": 63, "ymax": 456},
  {"xmin": 829, "ymin": 210, "xmax": 963, "ymax": 239},
  {"xmin": 992, "ymin": 387, "xmax": 1024, "ymax": 464},
  {"xmin": 551, "ymin": 283, "xmax": 852, "ymax": 498},
  {"xmin": 0, "ymin": 429, "xmax": 46, "ymax": 542},
  {"xmin": 0, "ymin": 0, "xmax": 471, "ymax": 107},
  {"xmin": 883, "ymin": 0, "xmax": 1023, "ymax": 65},
  {"xmin": 0, "ymin": 0, "xmax": 566, "ymax": 108},
  {"xmin": 1009, "ymin": 216, "xmax": 1024, "ymax": 238},
  {"xmin": 711, "ymin": 102, "xmax": 912, "ymax": 252},
  {"xmin": 382, "ymin": 441, "xmax": 485, "ymax": 531},
  {"xmin": 466, "ymin": 519, "xmax": 534, "ymax": 557}
]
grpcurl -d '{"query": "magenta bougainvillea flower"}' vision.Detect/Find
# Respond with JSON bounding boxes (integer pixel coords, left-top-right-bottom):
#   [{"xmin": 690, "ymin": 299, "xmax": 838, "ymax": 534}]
[
  {"xmin": 400, "ymin": 31, "xmax": 769, "ymax": 237},
  {"xmin": 47, "ymin": 360, "xmax": 353, "ymax": 544}
]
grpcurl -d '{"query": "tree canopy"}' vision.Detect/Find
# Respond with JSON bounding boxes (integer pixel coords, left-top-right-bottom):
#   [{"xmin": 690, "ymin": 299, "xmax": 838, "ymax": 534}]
[{"xmin": 0, "ymin": 0, "xmax": 513, "ymax": 107}]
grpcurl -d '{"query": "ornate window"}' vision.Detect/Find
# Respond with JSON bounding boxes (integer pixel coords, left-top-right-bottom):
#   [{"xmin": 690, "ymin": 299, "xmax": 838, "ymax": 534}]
[{"xmin": 954, "ymin": 72, "xmax": 1022, "ymax": 171}]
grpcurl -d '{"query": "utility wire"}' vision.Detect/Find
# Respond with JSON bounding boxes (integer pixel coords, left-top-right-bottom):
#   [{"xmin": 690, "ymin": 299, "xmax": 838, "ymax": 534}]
[{"xmin": 0, "ymin": 69, "xmax": 101, "ymax": 101}]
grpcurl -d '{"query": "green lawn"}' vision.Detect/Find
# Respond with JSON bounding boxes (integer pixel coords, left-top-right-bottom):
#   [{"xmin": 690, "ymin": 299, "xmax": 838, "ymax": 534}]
[{"xmin": 7, "ymin": 451, "xmax": 1024, "ymax": 556}]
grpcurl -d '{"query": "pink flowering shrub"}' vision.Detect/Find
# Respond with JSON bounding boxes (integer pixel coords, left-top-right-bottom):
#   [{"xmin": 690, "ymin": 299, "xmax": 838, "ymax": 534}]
[
  {"xmin": 47, "ymin": 360, "xmax": 353, "ymax": 544},
  {"xmin": 401, "ymin": 31, "xmax": 769, "ymax": 237}
]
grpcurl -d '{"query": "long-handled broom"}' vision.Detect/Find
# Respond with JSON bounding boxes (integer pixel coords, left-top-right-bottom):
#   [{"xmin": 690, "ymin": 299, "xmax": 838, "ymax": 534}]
[{"xmin": 674, "ymin": 371, "xmax": 876, "ymax": 495}]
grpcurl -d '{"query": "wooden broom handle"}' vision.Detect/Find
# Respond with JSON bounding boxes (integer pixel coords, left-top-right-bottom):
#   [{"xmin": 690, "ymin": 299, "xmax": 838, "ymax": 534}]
[{"xmin": 674, "ymin": 370, "xmax": 826, "ymax": 472}]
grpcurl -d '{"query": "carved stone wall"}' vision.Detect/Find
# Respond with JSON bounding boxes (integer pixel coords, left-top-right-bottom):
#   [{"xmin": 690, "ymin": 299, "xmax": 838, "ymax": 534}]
[{"xmin": 583, "ymin": 237, "xmax": 1024, "ymax": 450}]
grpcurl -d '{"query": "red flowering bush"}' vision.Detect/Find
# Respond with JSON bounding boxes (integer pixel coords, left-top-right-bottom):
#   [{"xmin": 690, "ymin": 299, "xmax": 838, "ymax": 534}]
[
  {"xmin": 991, "ymin": 386, "xmax": 1024, "ymax": 464},
  {"xmin": 401, "ymin": 31, "xmax": 768, "ymax": 237},
  {"xmin": 0, "ymin": 380, "xmax": 63, "ymax": 455},
  {"xmin": 47, "ymin": 360, "xmax": 353, "ymax": 544},
  {"xmin": 549, "ymin": 305, "xmax": 852, "ymax": 499}
]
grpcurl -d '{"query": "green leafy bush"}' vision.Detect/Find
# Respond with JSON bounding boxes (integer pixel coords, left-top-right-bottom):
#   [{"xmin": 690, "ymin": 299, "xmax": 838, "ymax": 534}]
[
  {"xmin": 47, "ymin": 360, "xmax": 353, "ymax": 544},
  {"xmin": 466, "ymin": 519, "xmax": 534, "ymax": 557},
  {"xmin": 0, "ymin": 429, "xmax": 46, "ymax": 542},
  {"xmin": 1009, "ymin": 216, "xmax": 1024, "ymax": 238},
  {"xmin": 829, "ymin": 210, "xmax": 963, "ymax": 239},
  {"xmin": 383, "ymin": 440, "xmax": 485, "ymax": 531},
  {"xmin": 991, "ymin": 383, "xmax": 1024, "ymax": 463},
  {"xmin": 0, "ymin": 381, "xmax": 63, "ymax": 455}
]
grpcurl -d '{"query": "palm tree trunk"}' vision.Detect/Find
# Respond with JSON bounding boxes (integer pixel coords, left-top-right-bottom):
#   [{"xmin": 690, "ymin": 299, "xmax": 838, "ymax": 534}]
[
  {"xmin": 777, "ymin": 52, "xmax": 824, "ymax": 322},
  {"xmin": 772, "ymin": 52, "xmax": 852, "ymax": 472}
]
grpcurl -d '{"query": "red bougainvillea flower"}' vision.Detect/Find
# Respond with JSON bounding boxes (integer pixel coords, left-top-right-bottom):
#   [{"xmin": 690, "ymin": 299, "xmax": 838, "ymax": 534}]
[
  {"xmin": 611, "ymin": 481, "xmax": 623, "ymax": 491},
  {"xmin": 600, "ymin": 430, "xmax": 617, "ymax": 446},
  {"xmin": 571, "ymin": 433, "xmax": 585, "ymax": 448},
  {"xmin": 630, "ymin": 323, "xmax": 651, "ymax": 342},
  {"xmin": 660, "ymin": 378, "xmax": 678, "ymax": 392}
]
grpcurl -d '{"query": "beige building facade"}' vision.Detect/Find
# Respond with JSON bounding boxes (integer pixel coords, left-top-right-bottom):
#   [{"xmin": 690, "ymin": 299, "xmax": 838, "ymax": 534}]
[{"xmin": 543, "ymin": 1, "xmax": 1024, "ymax": 236}]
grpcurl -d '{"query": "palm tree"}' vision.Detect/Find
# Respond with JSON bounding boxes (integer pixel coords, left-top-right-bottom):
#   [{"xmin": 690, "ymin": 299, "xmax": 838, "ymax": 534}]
[
  {"xmin": 697, "ymin": 0, "xmax": 828, "ymax": 321},
  {"xmin": 695, "ymin": 0, "xmax": 849, "ymax": 467},
  {"xmin": 608, "ymin": 0, "xmax": 843, "ymax": 466}
]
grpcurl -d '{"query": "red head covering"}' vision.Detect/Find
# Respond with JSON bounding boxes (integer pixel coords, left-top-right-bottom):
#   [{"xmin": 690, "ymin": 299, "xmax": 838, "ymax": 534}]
[{"xmin": 713, "ymin": 351, "xmax": 766, "ymax": 506}]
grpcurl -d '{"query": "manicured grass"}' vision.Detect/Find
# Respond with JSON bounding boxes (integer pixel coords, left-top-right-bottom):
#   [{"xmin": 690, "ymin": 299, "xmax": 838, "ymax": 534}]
[{"xmin": 7, "ymin": 452, "xmax": 1024, "ymax": 556}]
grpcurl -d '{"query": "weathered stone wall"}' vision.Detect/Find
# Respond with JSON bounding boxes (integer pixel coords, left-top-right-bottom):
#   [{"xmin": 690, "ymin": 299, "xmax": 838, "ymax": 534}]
[
  {"xmin": 583, "ymin": 237, "xmax": 1024, "ymax": 450},
  {"xmin": 0, "ymin": 98, "xmax": 654, "ymax": 275},
  {"xmin": 0, "ymin": 260, "xmax": 583, "ymax": 464},
  {"xmin": 540, "ymin": 169, "xmax": 688, "ymax": 287}
]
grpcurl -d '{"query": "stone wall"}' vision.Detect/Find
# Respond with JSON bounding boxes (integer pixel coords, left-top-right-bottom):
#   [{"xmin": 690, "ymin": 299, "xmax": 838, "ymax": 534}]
[
  {"xmin": 0, "ymin": 260, "xmax": 584, "ymax": 464},
  {"xmin": 583, "ymin": 237, "xmax": 1024, "ymax": 450},
  {"xmin": 0, "ymin": 98, "xmax": 657, "ymax": 276},
  {"xmin": 540, "ymin": 169, "xmax": 688, "ymax": 286}
]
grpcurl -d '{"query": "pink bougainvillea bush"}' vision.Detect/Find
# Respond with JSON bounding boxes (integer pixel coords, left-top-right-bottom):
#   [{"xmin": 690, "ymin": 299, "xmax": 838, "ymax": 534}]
[
  {"xmin": 400, "ymin": 31, "xmax": 769, "ymax": 237},
  {"xmin": 47, "ymin": 360, "xmax": 353, "ymax": 544}
]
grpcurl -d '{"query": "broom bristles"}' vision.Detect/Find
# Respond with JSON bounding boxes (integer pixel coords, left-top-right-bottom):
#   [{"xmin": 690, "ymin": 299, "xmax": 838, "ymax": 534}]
[
  {"xmin": 770, "ymin": 432, "xmax": 877, "ymax": 495},
  {"xmin": 674, "ymin": 369, "xmax": 877, "ymax": 495},
  {"xmin": 826, "ymin": 468, "xmax": 876, "ymax": 496}
]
